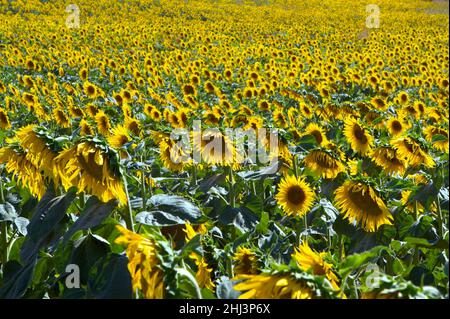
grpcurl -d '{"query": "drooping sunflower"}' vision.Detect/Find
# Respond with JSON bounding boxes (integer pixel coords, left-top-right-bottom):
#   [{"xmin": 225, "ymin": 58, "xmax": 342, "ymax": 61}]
[
  {"xmin": 0, "ymin": 108, "xmax": 11, "ymax": 129},
  {"xmin": 391, "ymin": 137, "xmax": 435, "ymax": 168},
  {"xmin": 79, "ymin": 119, "xmax": 94, "ymax": 136},
  {"xmin": 292, "ymin": 242, "xmax": 339, "ymax": 291},
  {"xmin": 15, "ymin": 125, "xmax": 58, "ymax": 182},
  {"xmin": 424, "ymin": 126, "xmax": 449, "ymax": 153},
  {"xmin": 159, "ymin": 138, "xmax": 187, "ymax": 172},
  {"xmin": 95, "ymin": 110, "xmax": 111, "ymax": 136},
  {"xmin": 275, "ymin": 175, "xmax": 315, "ymax": 217},
  {"xmin": 193, "ymin": 130, "xmax": 239, "ymax": 167},
  {"xmin": 115, "ymin": 225, "xmax": 164, "ymax": 299},
  {"xmin": 303, "ymin": 149, "xmax": 345, "ymax": 179},
  {"xmin": 0, "ymin": 146, "xmax": 46, "ymax": 198},
  {"xmin": 55, "ymin": 141, "xmax": 126, "ymax": 204},
  {"xmin": 304, "ymin": 123, "xmax": 328, "ymax": 146},
  {"xmin": 233, "ymin": 274, "xmax": 313, "ymax": 299},
  {"xmin": 343, "ymin": 117, "xmax": 374, "ymax": 155},
  {"xmin": 334, "ymin": 180, "xmax": 393, "ymax": 232},
  {"xmin": 371, "ymin": 146, "xmax": 406, "ymax": 175},
  {"xmin": 233, "ymin": 247, "xmax": 259, "ymax": 275},
  {"xmin": 53, "ymin": 107, "xmax": 70, "ymax": 128}
]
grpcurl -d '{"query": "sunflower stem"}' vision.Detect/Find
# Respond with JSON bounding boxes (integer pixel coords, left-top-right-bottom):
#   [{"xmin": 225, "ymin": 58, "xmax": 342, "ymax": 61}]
[
  {"xmin": 292, "ymin": 154, "xmax": 299, "ymax": 178},
  {"xmin": 0, "ymin": 172, "xmax": 8, "ymax": 265},
  {"xmin": 140, "ymin": 156, "xmax": 147, "ymax": 210},
  {"xmin": 436, "ymin": 194, "xmax": 443, "ymax": 238},
  {"xmin": 122, "ymin": 174, "xmax": 135, "ymax": 232},
  {"xmin": 228, "ymin": 166, "xmax": 235, "ymax": 208}
]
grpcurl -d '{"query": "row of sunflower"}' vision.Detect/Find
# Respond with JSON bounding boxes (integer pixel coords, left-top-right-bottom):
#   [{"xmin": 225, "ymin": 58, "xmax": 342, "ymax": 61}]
[{"xmin": 0, "ymin": 0, "xmax": 448, "ymax": 299}]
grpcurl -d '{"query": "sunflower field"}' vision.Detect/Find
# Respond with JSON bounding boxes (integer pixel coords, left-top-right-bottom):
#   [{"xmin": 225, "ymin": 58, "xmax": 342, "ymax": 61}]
[{"xmin": 0, "ymin": 0, "xmax": 448, "ymax": 300}]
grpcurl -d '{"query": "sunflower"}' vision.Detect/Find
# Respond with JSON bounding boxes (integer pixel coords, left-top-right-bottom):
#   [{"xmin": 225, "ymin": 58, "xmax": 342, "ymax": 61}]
[
  {"xmin": 372, "ymin": 146, "xmax": 406, "ymax": 175},
  {"xmin": 233, "ymin": 274, "xmax": 313, "ymax": 299},
  {"xmin": 275, "ymin": 175, "xmax": 315, "ymax": 217},
  {"xmin": 343, "ymin": 117, "xmax": 374, "ymax": 155},
  {"xmin": 150, "ymin": 109, "xmax": 162, "ymax": 122},
  {"xmin": 79, "ymin": 67, "xmax": 88, "ymax": 81},
  {"xmin": 0, "ymin": 108, "xmax": 11, "ymax": 129},
  {"xmin": 15, "ymin": 125, "xmax": 57, "ymax": 182},
  {"xmin": 183, "ymin": 84, "xmax": 196, "ymax": 96},
  {"xmin": 95, "ymin": 110, "xmax": 111, "ymax": 136},
  {"xmin": 124, "ymin": 117, "xmax": 141, "ymax": 136},
  {"xmin": 334, "ymin": 180, "xmax": 393, "ymax": 232},
  {"xmin": 424, "ymin": 126, "xmax": 449, "ymax": 153},
  {"xmin": 386, "ymin": 117, "xmax": 408, "ymax": 137},
  {"xmin": 189, "ymin": 253, "xmax": 215, "ymax": 290},
  {"xmin": 55, "ymin": 141, "xmax": 126, "ymax": 204},
  {"xmin": 397, "ymin": 91, "xmax": 409, "ymax": 105},
  {"xmin": 86, "ymin": 103, "xmax": 98, "ymax": 118},
  {"xmin": 115, "ymin": 225, "xmax": 164, "ymax": 299},
  {"xmin": 303, "ymin": 149, "xmax": 345, "ymax": 179},
  {"xmin": 108, "ymin": 125, "xmax": 131, "ymax": 149},
  {"xmin": 292, "ymin": 242, "xmax": 339, "ymax": 290},
  {"xmin": 233, "ymin": 247, "xmax": 259, "ymax": 275},
  {"xmin": 391, "ymin": 137, "xmax": 435, "ymax": 168},
  {"xmin": 0, "ymin": 146, "xmax": 46, "ymax": 198},
  {"xmin": 83, "ymin": 81, "xmax": 98, "ymax": 98},
  {"xmin": 193, "ymin": 130, "xmax": 238, "ymax": 166},
  {"xmin": 53, "ymin": 107, "xmax": 70, "ymax": 128},
  {"xmin": 159, "ymin": 138, "xmax": 187, "ymax": 172},
  {"xmin": 183, "ymin": 221, "xmax": 207, "ymax": 242},
  {"xmin": 79, "ymin": 119, "xmax": 93, "ymax": 136}
]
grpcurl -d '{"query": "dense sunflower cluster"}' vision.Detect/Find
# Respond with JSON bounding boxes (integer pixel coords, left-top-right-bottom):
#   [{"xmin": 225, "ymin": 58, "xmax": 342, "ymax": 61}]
[{"xmin": 0, "ymin": 0, "xmax": 448, "ymax": 300}]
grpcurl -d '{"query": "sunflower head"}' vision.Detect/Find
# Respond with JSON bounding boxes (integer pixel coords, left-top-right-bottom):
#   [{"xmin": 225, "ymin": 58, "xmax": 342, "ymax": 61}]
[
  {"xmin": 334, "ymin": 180, "xmax": 393, "ymax": 232},
  {"xmin": 343, "ymin": 117, "xmax": 374, "ymax": 155},
  {"xmin": 275, "ymin": 175, "xmax": 315, "ymax": 217},
  {"xmin": 233, "ymin": 247, "xmax": 259, "ymax": 275},
  {"xmin": 292, "ymin": 242, "xmax": 339, "ymax": 290}
]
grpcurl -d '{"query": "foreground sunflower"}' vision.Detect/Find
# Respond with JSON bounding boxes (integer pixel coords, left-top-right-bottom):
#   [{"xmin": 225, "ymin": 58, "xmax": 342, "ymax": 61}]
[
  {"xmin": 115, "ymin": 225, "xmax": 164, "ymax": 299},
  {"xmin": 0, "ymin": 146, "xmax": 46, "ymax": 198},
  {"xmin": 55, "ymin": 141, "xmax": 126, "ymax": 204},
  {"xmin": 334, "ymin": 180, "xmax": 393, "ymax": 232},
  {"xmin": 343, "ymin": 117, "xmax": 374, "ymax": 155},
  {"xmin": 292, "ymin": 242, "xmax": 340, "ymax": 291},
  {"xmin": 275, "ymin": 175, "xmax": 315, "ymax": 217}
]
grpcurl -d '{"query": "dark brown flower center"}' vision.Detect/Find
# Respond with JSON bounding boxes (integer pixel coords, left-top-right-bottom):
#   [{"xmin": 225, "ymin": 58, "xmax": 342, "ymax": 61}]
[
  {"xmin": 287, "ymin": 185, "xmax": 305, "ymax": 205},
  {"xmin": 353, "ymin": 125, "xmax": 368, "ymax": 144},
  {"xmin": 348, "ymin": 185, "xmax": 382, "ymax": 216}
]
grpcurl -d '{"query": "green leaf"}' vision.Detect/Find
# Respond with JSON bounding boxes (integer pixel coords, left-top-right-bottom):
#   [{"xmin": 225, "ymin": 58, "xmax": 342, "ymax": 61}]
[
  {"xmin": 218, "ymin": 206, "xmax": 259, "ymax": 233},
  {"xmin": 0, "ymin": 202, "xmax": 17, "ymax": 222},
  {"xmin": 431, "ymin": 134, "xmax": 447, "ymax": 143},
  {"xmin": 404, "ymin": 237, "xmax": 449, "ymax": 250},
  {"xmin": 136, "ymin": 194, "xmax": 202, "ymax": 226},
  {"xmin": 339, "ymin": 246, "xmax": 387, "ymax": 276},
  {"xmin": 87, "ymin": 253, "xmax": 132, "ymax": 299},
  {"xmin": 216, "ymin": 276, "xmax": 241, "ymax": 299},
  {"xmin": 256, "ymin": 211, "xmax": 269, "ymax": 234},
  {"xmin": 0, "ymin": 259, "xmax": 37, "ymax": 299},
  {"xmin": 70, "ymin": 234, "xmax": 111, "ymax": 284},
  {"xmin": 20, "ymin": 189, "xmax": 76, "ymax": 264},
  {"xmin": 63, "ymin": 197, "xmax": 118, "ymax": 244}
]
